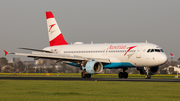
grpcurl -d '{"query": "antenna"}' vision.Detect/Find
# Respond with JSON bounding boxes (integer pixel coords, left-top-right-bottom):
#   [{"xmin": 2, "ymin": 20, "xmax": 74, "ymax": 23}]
[
  {"xmin": 91, "ymin": 41, "xmax": 93, "ymax": 44},
  {"xmin": 146, "ymin": 40, "xmax": 148, "ymax": 43}
]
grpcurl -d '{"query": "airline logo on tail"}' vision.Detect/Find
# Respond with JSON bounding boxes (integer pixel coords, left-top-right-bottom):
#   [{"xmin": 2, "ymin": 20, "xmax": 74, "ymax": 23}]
[
  {"xmin": 49, "ymin": 24, "xmax": 56, "ymax": 32},
  {"xmin": 46, "ymin": 11, "xmax": 68, "ymax": 46}
]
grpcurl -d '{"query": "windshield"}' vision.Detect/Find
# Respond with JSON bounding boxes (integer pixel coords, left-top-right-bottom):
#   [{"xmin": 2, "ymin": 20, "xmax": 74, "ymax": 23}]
[{"xmin": 147, "ymin": 49, "xmax": 164, "ymax": 53}]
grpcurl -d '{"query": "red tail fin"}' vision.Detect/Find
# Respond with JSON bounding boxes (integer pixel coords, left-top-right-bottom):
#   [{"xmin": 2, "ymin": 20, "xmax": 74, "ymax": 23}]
[{"xmin": 46, "ymin": 11, "xmax": 68, "ymax": 46}]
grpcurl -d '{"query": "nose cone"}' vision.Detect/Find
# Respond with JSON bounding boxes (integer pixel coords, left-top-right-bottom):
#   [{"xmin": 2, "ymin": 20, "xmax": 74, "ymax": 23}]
[{"xmin": 159, "ymin": 53, "xmax": 167, "ymax": 65}]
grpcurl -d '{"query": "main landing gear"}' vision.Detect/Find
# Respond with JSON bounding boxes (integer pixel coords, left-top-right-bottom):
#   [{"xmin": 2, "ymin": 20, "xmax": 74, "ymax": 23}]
[
  {"xmin": 118, "ymin": 68, "xmax": 128, "ymax": 79},
  {"xmin": 81, "ymin": 69, "xmax": 91, "ymax": 78}
]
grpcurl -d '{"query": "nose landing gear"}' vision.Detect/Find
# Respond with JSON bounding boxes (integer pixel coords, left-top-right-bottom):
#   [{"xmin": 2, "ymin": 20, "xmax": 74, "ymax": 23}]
[{"xmin": 144, "ymin": 67, "xmax": 151, "ymax": 79}]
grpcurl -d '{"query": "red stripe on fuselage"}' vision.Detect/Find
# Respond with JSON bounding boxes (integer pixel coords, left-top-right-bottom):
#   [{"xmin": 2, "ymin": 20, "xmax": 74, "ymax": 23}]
[
  {"xmin": 49, "ymin": 33, "xmax": 68, "ymax": 46},
  {"xmin": 46, "ymin": 11, "xmax": 54, "ymax": 19},
  {"xmin": 124, "ymin": 46, "xmax": 137, "ymax": 56}
]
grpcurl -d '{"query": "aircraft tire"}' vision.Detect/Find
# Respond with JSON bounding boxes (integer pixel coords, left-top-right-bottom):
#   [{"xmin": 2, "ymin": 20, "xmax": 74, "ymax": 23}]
[
  {"xmin": 145, "ymin": 75, "xmax": 151, "ymax": 79},
  {"xmin": 124, "ymin": 72, "xmax": 128, "ymax": 79},
  {"xmin": 81, "ymin": 72, "xmax": 86, "ymax": 78},
  {"xmin": 118, "ymin": 72, "xmax": 124, "ymax": 78},
  {"xmin": 87, "ymin": 74, "xmax": 91, "ymax": 78}
]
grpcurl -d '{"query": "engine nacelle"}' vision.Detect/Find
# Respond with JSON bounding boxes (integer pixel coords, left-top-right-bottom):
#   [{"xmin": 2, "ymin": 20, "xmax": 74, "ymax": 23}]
[{"xmin": 82, "ymin": 61, "xmax": 103, "ymax": 74}]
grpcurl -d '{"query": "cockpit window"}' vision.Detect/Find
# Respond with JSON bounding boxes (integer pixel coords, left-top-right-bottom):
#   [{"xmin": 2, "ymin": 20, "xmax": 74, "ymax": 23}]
[
  {"xmin": 151, "ymin": 49, "xmax": 154, "ymax": 52},
  {"xmin": 147, "ymin": 49, "xmax": 164, "ymax": 53},
  {"xmin": 155, "ymin": 49, "xmax": 160, "ymax": 52}
]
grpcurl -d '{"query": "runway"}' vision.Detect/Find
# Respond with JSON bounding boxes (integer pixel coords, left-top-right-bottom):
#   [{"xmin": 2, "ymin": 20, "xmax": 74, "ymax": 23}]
[{"xmin": 0, "ymin": 77, "xmax": 180, "ymax": 82}]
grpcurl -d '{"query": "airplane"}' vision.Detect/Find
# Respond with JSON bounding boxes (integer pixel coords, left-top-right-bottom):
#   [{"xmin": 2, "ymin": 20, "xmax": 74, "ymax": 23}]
[{"xmin": 4, "ymin": 11, "xmax": 169, "ymax": 79}]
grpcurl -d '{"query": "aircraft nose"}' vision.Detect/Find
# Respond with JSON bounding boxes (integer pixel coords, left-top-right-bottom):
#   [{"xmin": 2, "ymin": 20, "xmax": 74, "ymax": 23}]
[{"xmin": 159, "ymin": 54, "xmax": 167, "ymax": 65}]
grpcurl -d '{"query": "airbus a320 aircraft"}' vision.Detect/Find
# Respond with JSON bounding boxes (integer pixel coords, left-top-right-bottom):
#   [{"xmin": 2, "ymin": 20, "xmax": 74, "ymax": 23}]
[{"xmin": 5, "ymin": 11, "xmax": 169, "ymax": 79}]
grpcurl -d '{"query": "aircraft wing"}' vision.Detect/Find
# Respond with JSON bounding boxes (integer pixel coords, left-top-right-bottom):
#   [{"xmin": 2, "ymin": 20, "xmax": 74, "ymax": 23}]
[
  {"xmin": 18, "ymin": 47, "xmax": 53, "ymax": 53},
  {"xmin": 7, "ymin": 51, "xmax": 110, "ymax": 63}
]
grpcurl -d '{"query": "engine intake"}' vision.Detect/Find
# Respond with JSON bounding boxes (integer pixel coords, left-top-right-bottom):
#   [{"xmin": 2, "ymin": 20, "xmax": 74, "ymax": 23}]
[{"xmin": 82, "ymin": 61, "xmax": 103, "ymax": 74}]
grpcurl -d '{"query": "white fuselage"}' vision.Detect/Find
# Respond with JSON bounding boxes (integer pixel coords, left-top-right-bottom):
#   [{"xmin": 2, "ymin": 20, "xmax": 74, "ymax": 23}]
[{"xmin": 43, "ymin": 42, "xmax": 167, "ymax": 68}]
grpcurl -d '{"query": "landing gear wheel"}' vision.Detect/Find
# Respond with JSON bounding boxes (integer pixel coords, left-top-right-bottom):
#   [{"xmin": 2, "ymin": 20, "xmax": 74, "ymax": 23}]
[
  {"xmin": 81, "ymin": 72, "xmax": 86, "ymax": 78},
  {"xmin": 118, "ymin": 72, "xmax": 129, "ymax": 79},
  {"xmin": 124, "ymin": 72, "xmax": 128, "ymax": 79},
  {"xmin": 87, "ymin": 74, "xmax": 91, "ymax": 78},
  {"xmin": 145, "ymin": 75, "xmax": 151, "ymax": 79},
  {"xmin": 118, "ymin": 72, "xmax": 124, "ymax": 78}
]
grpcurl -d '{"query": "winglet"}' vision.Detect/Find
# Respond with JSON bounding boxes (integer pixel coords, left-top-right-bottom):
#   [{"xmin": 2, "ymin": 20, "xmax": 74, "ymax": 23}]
[
  {"xmin": 4, "ymin": 50, "xmax": 8, "ymax": 56},
  {"xmin": 169, "ymin": 53, "xmax": 175, "ymax": 59}
]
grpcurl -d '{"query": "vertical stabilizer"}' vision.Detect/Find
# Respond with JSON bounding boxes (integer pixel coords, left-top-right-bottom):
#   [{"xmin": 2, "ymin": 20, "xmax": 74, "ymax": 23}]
[{"xmin": 46, "ymin": 11, "xmax": 68, "ymax": 46}]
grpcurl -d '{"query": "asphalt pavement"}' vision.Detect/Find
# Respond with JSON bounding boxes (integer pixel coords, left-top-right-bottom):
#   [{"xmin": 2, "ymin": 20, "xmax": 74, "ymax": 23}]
[{"xmin": 0, "ymin": 77, "xmax": 180, "ymax": 82}]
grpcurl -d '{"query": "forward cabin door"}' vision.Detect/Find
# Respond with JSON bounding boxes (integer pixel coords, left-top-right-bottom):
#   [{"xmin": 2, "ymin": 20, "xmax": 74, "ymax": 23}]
[{"xmin": 136, "ymin": 45, "xmax": 143, "ymax": 58}]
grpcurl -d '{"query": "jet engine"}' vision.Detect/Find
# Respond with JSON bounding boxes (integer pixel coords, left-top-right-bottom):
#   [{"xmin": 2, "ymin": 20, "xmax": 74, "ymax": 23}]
[{"xmin": 82, "ymin": 61, "xmax": 103, "ymax": 74}]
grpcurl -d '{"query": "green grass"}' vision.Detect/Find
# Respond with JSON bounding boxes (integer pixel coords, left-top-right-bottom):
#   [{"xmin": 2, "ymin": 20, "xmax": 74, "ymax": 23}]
[{"xmin": 0, "ymin": 80, "xmax": 180, "ymax": 101}]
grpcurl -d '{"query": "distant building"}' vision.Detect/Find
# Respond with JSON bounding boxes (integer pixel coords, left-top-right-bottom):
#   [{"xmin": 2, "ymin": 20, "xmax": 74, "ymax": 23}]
[
  {"xmin": 35, "ymin": 59, "xmax": 44, "ymax": 65},
  {"xmin": 23, "ymin": 61, "xmax": 35, "ymax": 65},
  {"xmin": 8, "ymin": 58, "xmax": 20, "ymax": 63}
]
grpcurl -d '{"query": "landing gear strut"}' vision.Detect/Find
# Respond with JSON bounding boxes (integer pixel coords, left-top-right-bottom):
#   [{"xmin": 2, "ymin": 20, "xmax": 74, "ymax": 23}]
[{"xmin": 118, "ymin": 68, "xmax": 128, "ymax": 79}]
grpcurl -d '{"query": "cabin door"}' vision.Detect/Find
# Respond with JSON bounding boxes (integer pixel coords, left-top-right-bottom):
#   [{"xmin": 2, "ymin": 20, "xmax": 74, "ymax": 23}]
[{"xmin": 136, "ymin": 45, "xmax": 143, "ymax": 58}]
